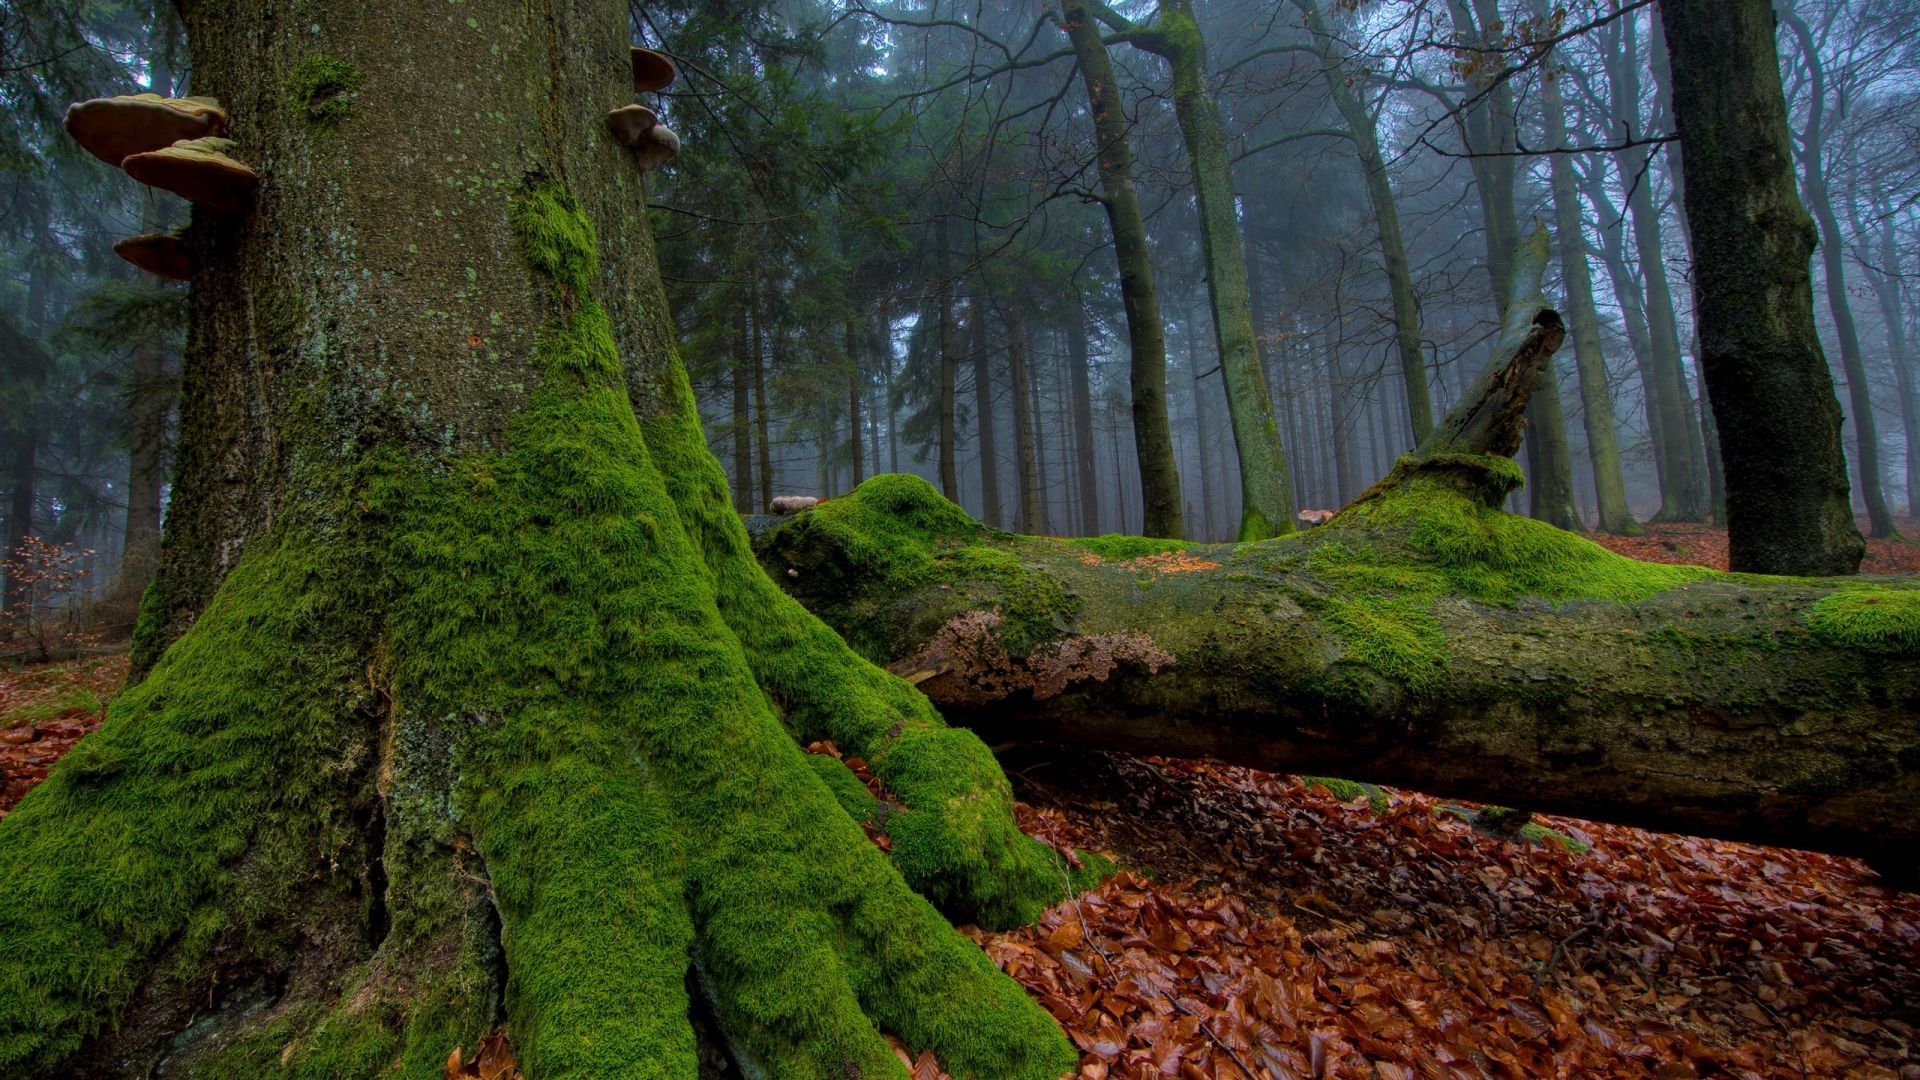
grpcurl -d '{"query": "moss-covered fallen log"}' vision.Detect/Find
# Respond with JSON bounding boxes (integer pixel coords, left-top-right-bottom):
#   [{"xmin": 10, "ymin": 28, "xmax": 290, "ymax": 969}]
[{"xmin": 758, "ymin": 460, "xmax": 1920, "ymax": 884}]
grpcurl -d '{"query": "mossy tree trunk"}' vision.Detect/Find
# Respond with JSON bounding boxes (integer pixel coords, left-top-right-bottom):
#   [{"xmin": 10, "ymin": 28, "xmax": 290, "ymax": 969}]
[
  {"xmin": 1, "ymin": 3, "xmax": 1079, "ymax": 1078},
  {"xmin": 1129, "ymin": 0, "xmax": 1295, "ymax": 542},
  {"xmin": 1059, "ymin": 0, "xmax": 1183, "ymax": 540},
  {"xmin": 1659, "ymin": 0, "xmax": 1864, "ymax": 575}
]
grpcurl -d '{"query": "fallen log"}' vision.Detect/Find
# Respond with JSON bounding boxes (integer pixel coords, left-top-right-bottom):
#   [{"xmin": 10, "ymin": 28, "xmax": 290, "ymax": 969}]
[{"xmin": 758, "ymin": 231, "xmax": 1920, "ymax": 883}]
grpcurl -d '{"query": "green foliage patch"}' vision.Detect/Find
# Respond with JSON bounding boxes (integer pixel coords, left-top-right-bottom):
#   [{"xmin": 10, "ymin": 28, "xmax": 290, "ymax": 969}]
[{"xmin": 1807, "ymin": 586, "xmax": 1920, "ymax": 654}]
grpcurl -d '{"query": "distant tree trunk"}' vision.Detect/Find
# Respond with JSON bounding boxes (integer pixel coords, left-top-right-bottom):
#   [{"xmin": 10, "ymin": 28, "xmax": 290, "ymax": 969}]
[
  {"xmin": 1604, "ymin": 16, "xmax": 1709, "ymax": 523},
  {"xmin": 969, "ymin": 300, "xmax": 1003, "ymax": 527},
  {"xmin": 936, "ymin": 273, "xmax": 960, "ymax": 502},
  {"xmin": 752, "ymin": 280, "xmax": 774, "ymax": 510},
  {"xmin": 1060, "ymin": 0, "xmax": 1183, "ymax": 539},
  {"xmin": 1537, "ymin": 13, "xmax": 1635, "ymax": 534},
  {"xmin": 1007, "ymin": 300, "xmax": 1042, "ymax": 534},
  {"xmin": 3, "ymin": 424, "xmax": 33, "ymax": 634},
  {"xmin": 102, "ymin": 344, "xmax": 170, "ymax": 618},
  {"xmin": 1292, "ymin": 0, "xmax": 1430, "ymax": 444},
  {"xmin": 1066, "ymin": 304, "xmax": 1100, "ymax": 535},
  {"xmin": 1133, "ymin": 0, "xmax": 1294, "ymax": 540},
  {"xmin": 731, "ymin": 303, "xmax": 754, "ymax": 511},
  {"xmin": 1179, "ymin": 300, "xmax": 1215, "ymax": 540},
  {"xmin": 1779, "ymin": 7, "xmax": 1898, "ymax": 538},
  {"xmin": 846, "ymin": 317, "xmax": 864, "ymax": 488},
  {"xmin": 1856, "ymin": 195, "xmax": 1920, "ymax": 515},
  {"xmin": 1661, "ymin": 0, "xmax": 1864, "ymax": 574}
]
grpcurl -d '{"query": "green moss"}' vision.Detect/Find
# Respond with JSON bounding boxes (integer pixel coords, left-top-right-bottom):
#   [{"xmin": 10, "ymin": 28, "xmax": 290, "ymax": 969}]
[
  {"xmin": 798, "ymin": 473, "xmax": 981, "ymax": 586},
  {"xmin": 807, "ymin": 754, "xmax": 881, "ymax": 822},
  {"xmin": 1301, "ymin": 776, "xmax": 1389, "ymax": 812},
  {"xmin": 0, "ymin": 532, "xmax": 380, "ymax": 1073},
  {"xmin": 372, "ymin": 183, "xmax": 1073, "ymax": 1078},
  {"xmin": 287, "ymin": 54, "xmax": 364, "ymax": 130},
  {"xmin": 1807, "ymin": 586, "xmax": 1920, "ymax": 654},
  {"xmin": 1068, "ymin": 533, "xmax": 1193, "ymax": 560},
  {"xmin": 1321, "ymin": 594, "xmax": 1448, "ymax": 691}
]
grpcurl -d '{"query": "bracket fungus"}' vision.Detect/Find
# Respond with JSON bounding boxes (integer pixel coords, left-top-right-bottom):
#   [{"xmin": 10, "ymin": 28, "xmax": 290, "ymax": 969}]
[
  {"xmin": 631, "ymin": 47, "xmax": 677, "ymax": 92},
  {"xmin": 63, "ymin": 94, "xmax": 228, "ymax": 167},
  {"xmin": 606, "ymin": 103, "xmax": 659, "ymax": 147},
  {"xmin": 632, "ymin": 124, "xmax": 680, "ymax": 172},
  {"xmin": 113, "ymin": 231, "xmax": 193, "ymax": 281},
  {"xmin": 122, "ymin": 137, "xmax": 259, "ymax": 214}
]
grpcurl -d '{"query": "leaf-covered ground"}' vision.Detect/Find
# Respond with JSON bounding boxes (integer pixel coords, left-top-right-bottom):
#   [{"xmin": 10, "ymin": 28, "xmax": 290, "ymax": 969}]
[
  {"xmin": 0, "ymin": 653, "xmax": 123, "ymax": 818},
  {"xmin": 986, "ymin": 753, "xmax": 1920, "ymax": 1079},
  {"xmin": 6, "ymin": 657, "xmax": 1917, "ymax": 1078},
  {"xmin": 1588, "ymin": 519, "xmax": 1920, "ymax": 575}
]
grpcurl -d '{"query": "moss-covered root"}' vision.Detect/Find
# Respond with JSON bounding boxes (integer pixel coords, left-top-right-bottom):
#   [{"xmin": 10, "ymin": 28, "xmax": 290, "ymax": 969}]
[
  {"xmin": 638, "ymin": 360, "xmax": 1066, "ymax": 930},
  {"xmin": 0, "ymin": 536, "xmax": 378, "ymax": 1073}
]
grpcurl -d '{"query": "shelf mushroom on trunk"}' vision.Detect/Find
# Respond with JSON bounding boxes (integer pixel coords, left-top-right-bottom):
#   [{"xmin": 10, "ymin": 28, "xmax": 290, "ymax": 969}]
[
  {"xmin": 618, "ymin": 46, "xmax": 680, "ymax": 172},
  {"xmin": 63, "ymin": 94, "xmax": 227, "ymax": 166},
  {"xmin": 112, "ymin": 232, "xmax": 192, "ymax": 281},
  {"xmin": 122, "ymin": 136, "xmax": 259, "ymax": 214}
]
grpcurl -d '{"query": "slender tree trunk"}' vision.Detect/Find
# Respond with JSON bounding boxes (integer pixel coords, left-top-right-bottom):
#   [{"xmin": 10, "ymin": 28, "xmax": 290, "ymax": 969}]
[
  {"xmin": 969, "ymin": 300, "xmax": 1002, "ymax": 527},
  {"xmin": 1066, "ymin": 303, "xmax": 1100, "ymax": 535},
  {"xmin": 731, "ymin": 301, "xmax": 754, "ymax": 511},
  {"xmin": 753, "ymin": 280, "xmax": 774, "ymax": 511},
  {"xmin": 1660, "ymin": 0, "xmax": 1863, "ymax": 574},
  {"xmin": 8, "ymin": 5, "xmax": 1080, "ymax": 1077},
  {"xmin": 1007, "ymin": 300, "xmax": 1042, "ymax": 534},
  {"xmin": 1537, "ymin": 14, "xmax": 1635, "ymax": 534},
  {"xmin": 936, "ymin": 273, "xmax": 960, "ymax": 502},
  {"xmin": 1778, "ymin": 9, "xmax": 1897, "ymax": 537},
  {"xmin": 1138, "ymin": 0, "xmax": 1293, "ymax": 540},
  {"xmin": 1060, "ymin": 0, "xmax": 1182, "ymax": 539},
  {"xmin": 1605, "ymin": 16, "xmax": 1709, "ymax": 522},
  {"xmin": 846, "ymin": 316, "xmax": 864, "ymax": 488},
  {"xmin": 1293, "ymin": 0, "xmax": 1430, "ymax": 444},
  {"xmin": 1179, "ymin": 301, "xmax": 1215, "ymax": 540},
  {"xmin": 1858, "ymin": 196, "xmax": 1920, "ymax": 515}
]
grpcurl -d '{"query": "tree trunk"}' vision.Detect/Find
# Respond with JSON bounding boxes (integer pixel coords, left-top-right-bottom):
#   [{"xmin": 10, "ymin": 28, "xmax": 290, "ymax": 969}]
[
  {"xmin": 1857, "ymin": 194, "xmax": 1920, "ymax": 516},
  {"xmin": 1778, "ymin": 7, "xmax": 1898, "ymax": 539},
  {"xmin": 846, "ymin": 316, "xmax": 864, "ymax": 489},
  {"xmin": 1537, "ymin": 7, "xmax": 1636, "ymax": 535},
  {"xmin": 758, "ymin": 273, "xmax": 1920, "ymax": 884},
  {"xmin": 1007, "ymin": 300, "xmax": 1041, "ymax": 534},
  {"xmin": 936, "ymin": 270, "xmax": 960, "ymax": 503},
  {"xmin": 731, "ymin": 301, "xmax": 754, "ymax": 512},
  {"xmin": 970, "ymin": 299, "xmax": 1003, "ymax": 527},
  {"xmin": 99, "ymin": 342, "xmax": 170, "ymax": 622},
  {"xmin": 753, "ymin": 279, "xmax": 774, "ymax": 513},
  {"xmin": 1066, "ymin": 304, "xmax": 1100, "ymax": 536},
  {"xmin": 1660, "ymin": 0, "xmax": 1863, "ymax": 575},
  {"xmin": 1605, "ymin": 15, "xmax": 1710, "ymax": 523},
  {"xmin": 1059, "ymin": 0, "xmax": 1182, "ymax": 539},
  {"xmin": 1, "ymin": 4, "xmax": 1079, "ymax": 1077},
  {"xmin": 1140, "ymin": 0, "xmax": 1294, "ymax": 541},
  {"xmin": 1293, "ymin": 0, "xmax": 1431, "ymax": 445}
]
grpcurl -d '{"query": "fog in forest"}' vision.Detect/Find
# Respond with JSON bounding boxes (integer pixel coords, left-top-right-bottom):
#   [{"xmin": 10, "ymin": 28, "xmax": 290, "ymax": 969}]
[{"xmin": 3, "ymin": 0, "xmax": 1919, "ymax": 601}]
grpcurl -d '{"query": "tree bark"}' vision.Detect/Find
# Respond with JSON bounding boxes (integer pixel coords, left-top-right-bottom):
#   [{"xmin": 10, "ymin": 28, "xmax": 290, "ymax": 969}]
[
  {"xmin": 731, "ymin": 300, "xmax": 754, "ymax": 512},
  {"xmin": 970, "ymin": 299, "xmax": 1003, "ymax": 527},
  {"xmin": 759, "ymin": 273, "xmax": 1919, "ymax": 883},
  {"xmin": 1059, "ymin": 0, "xmax": 1183, "ymax": 539},
  {"xmin": 1536, "ymin": 6, "xmax": 1636, "ymax": 535},
  {"xmin": 2, "ymin": 4, "xmax": 1079, "ymax": 1077},
  {"xmin": 753, "ymin": 276, "xmax": 774, "ymax": 513},
  {"xmin": 1292, "ymin": 0, "xmax": 1431, "ymax": 445},
  {"xmin": 1133, "ymin": 0, "xmax": 1295, "ymax": 541},
  {"xmin": 1661, "ymin": 0, "xmax": 1865, "ymax": 575},
  {"xmin": 1604, "ymin": 15, "xmax": 1710, "ymax": 523},
  {"xmin": 1007, "ymin": 299, "xmax": 1041, "ymax": 534},
  {"xmin": 1778, "ymin": 6, "xmax": 1898, "ymax": 539},
  {"xmin": 936, "ymin": 269, "xmax": 961, "ymax": 503},
  {"xmin": 1066, "ymin": 303, "xmax": 1100, "ymax": 535}
]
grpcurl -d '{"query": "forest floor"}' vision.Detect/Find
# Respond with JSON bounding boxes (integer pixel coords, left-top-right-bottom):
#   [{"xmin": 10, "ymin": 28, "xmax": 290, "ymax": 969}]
[
  {"xmin": 5, "ymin": 655, "xmax": 1917, "ymax": 1079},
  {"xmin": 1587, "ymin": 517, "xmax": 1920, "ymax": 574}
]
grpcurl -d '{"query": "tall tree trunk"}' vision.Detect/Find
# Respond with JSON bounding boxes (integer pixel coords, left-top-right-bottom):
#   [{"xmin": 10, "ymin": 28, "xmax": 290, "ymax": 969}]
[
  {"xmin": 846, "ymin": 316, "xmax": 864, "ymax": 489},
  {"xmin": 1605, "ymin": 15, "xmax": 1709, "ymax": 522},
  {"xmin": 1007, "ymin": 300, "xmax": 1042, "ymax": 535},
  {"xmin": 101, "ymin": 343, "xmax": 170, "ymax": 618},
  {"xmin": 731, "ymin": 300, "xmax": 754, "ymax": 511},
  {"xmin": 1066, "ymin": 303, "xmax": 1100, "ymax": 535},
  {"xmin": 753, "ymin": 279, "xmax": 774, "ymax": 511},
  {"xmin": 1136, "ymin": 0, "xmax": 1294, "ymax": 540},
  {"xmin": 936, "ymin": 271, "xmax": 960, "ymax": 502},
  {"xmin": 1060, "ymin": 0, "xmax": 1182, "ymax": 539},
  {"xmin": 1660, "ymin": 0, "xmax": 1864, "ymax": 574},
  {"xmin": 1291, "ymin": 0, "xmax": 1431, "ymax": 444},
  {"xmin": 969, "ymin": 300, "xmax": 1002, "ymax": 527},
  {"xmin": 1180, "ymin": 300, "xmax": 1215, "ymax": 540},
  {"xmin": 1537, "ymin": 10, "xmax": 1636, "ymax": 534},
  {"xmin": 1778, "ymin": 7, "xmax": 1898, "ymax": 538},
  {"xmin": 1856, "ymin": 195, "xmax": 1920, "ymax": 515},
  {"xmin": 4, "ymin": 4, "xmax": 1079, "ymax": 1077}
]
